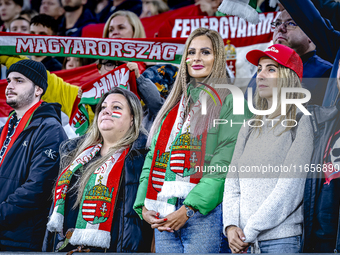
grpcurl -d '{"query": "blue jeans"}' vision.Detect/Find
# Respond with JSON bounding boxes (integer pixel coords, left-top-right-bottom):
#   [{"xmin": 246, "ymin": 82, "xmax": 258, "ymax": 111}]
[
  {"xmin": 247, "ymin": 235, "xmax": 301, "ymax": 253},
  {"xmin": 155, "ymin": 199, "xmax": 227, "ymax": 253}
]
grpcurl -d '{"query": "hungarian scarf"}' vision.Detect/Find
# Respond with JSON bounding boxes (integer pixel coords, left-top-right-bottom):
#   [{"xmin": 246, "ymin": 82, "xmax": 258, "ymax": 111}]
[
  {"xmin": 0, "ymin": 100, "xmax": 42, "ymax": 167},
  {"xmin": 47, "ymin": 144, "xmax": 129, "ymax": 249},
  {"xmin": 144, "ymin": 94, "xmax": 207, "ymax": 217}
]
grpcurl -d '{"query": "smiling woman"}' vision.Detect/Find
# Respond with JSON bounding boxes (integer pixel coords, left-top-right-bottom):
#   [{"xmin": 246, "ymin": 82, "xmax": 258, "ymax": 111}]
[
  {"xmin": 44, "ymin": 87, "xmax": 153, "ymax": 252},
  {"xmin": 133, "ymin": 28, "xmax": 252, "ymax": 253}
]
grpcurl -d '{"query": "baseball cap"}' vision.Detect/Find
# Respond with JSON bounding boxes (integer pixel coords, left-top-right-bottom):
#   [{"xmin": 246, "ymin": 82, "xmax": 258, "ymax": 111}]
[{"xmin": 246, "ymin": 44, "xmax": 303, "ymax": 81}]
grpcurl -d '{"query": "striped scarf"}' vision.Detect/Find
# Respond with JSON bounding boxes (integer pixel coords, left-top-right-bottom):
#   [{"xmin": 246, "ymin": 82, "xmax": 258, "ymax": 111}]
[{"xmin": 144, "ymin": 94, "xmax": 207, "ymax": 217}]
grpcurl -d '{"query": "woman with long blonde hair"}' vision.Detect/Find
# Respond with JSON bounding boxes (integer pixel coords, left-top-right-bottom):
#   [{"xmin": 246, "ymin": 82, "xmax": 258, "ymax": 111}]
[
  {"xmin": 44, "ymin": 88, "xmax": 152, "ymax": 252},
  {"xmin": 223, "ymin": 44, "xmax": 313, "ymax": 253},
  {"xmin": 133, "ymin": 28, "xmax": 251, "ymax": 253}
]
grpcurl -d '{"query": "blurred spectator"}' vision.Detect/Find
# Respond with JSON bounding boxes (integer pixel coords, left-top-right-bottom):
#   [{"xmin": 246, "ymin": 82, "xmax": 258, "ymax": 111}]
[
  {"xmin": 96, "ymin": 0, "xmax": 142, "ymax": 23},
  {"xmin": 245, "ymin": 9, "xmax": 332, "ymax": 106},
  {"xmin": 195, "ymin": 0, "xmax": 222, "ymax": 16},
  {"xmin": 20, "ymin": 9, "xmax": 38, "ymax": 21},
  {"xmin": 0, "ymin": 59, "xmax": 68, "ymax": 251},
  {"xmin": 30, "ymin": 14, "xmax": 62, "ymax": 71},
  {"xmin": 0, "ymin": 0, "xmax": 23, "ymax": 31},
  {"xmin": 39, "ymin": 0, "xmax": 64, "ymax": 20},
  {"xmin": 140, "ymin": 0, "xmax": 169, "ymax": 18},
  {"xmin": 58, "ymin": 0, "xmax": 97, "ymax": 37},
  {"xmin": 9, "ymin": 16, "xmax": 29, "ymax": 32},
  {"xmin": 103, "ymin": 10, "xmax": 145, "ymax": 38},
  {"xmin": 63, "ymin": 56, "xmax": 96, "ymax": 70}
]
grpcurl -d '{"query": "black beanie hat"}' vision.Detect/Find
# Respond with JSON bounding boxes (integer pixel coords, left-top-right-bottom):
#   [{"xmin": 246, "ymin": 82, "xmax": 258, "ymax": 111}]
[{"xmin": 7, "ymin": 60, "xmax": 48, "ymax": 95}]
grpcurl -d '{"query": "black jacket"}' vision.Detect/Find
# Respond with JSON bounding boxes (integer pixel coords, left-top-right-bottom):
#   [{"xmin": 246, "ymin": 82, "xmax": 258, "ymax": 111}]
[
  {"xmin": 42, "ymin": 131, "xmax": 153, "ymax": 252},
  {"xmin": 0, "ymin": 102, "xmax": 68, "ymax": 251},
  {"xmin": 303, "ymin": 102, "xmax": 340, "ymax": 252}
]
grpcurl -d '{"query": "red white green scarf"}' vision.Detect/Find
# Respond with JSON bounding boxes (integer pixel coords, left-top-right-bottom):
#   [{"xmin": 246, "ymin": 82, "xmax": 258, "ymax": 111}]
[
  {"xmin": 47, "ymin": 144, "xmax": 129, "ymax": 249},
  {"xmin": 144, "ymin": 95, "xmax": 207, "ymax": 217},
  {"xmin": 0, "ymin": 100, "xmax": 42, "ymax": 167}
]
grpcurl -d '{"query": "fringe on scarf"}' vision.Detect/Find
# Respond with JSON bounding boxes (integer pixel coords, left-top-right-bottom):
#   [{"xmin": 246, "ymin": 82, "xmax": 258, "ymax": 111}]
[
  {"xmin": 157, "ymin": 181, "xmax": 196, "ymax": 200},
  {"xmin": 46, "ymin": 209, "xmax": 64, "ymax": 233},
  {"xmin": 70, "ymin": 229, "xmax": 111, "ymax": 249},
  {"xmin": 145, "ymin": 198, "xmax": 176, "ymax": 218}
]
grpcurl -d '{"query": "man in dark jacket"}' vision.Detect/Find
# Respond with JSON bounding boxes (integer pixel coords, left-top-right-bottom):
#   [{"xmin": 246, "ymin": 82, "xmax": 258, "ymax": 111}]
[
  {"xmin": 58, "ymin": 0, "xmax": 97, "ymax": 37},
  {"xmin": 0, "ymin": 60, "xmax": 68, "ymax": 251},
  {"xmin": 244, "ymin": 9, "xmax": 332, "ymax": 106}
]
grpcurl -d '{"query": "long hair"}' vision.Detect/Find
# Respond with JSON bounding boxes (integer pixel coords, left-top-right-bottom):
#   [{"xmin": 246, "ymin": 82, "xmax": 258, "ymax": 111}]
[
  {"xmin": 102, "ymin": 10, "xmax": 146, "ymax": 38},
  {"xmin": 252, "ymin": 65, "xmax": 304, "ymax": 135},
  {"xmin": 60, "ymin": 88, "xmax": 144, "ymax": 207},
  {"xmin": 147, "ymin": 27, "xmax": 230, "ymax": 146}
]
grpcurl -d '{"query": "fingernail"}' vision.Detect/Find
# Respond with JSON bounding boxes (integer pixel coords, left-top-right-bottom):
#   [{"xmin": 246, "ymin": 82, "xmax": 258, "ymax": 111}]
[
  {"xmin": 241, "ymin": 237, "xmax": 246, "ymax": 241},
  {"xmin": 155, "ymin": 216, "xmax": 159, "ymax": 219},
  {"xmin": 156, "ymin": 213, "xmax": 160, "ymax": 216},
  {"xmin": 164, "ymin": 218, "xmax": 167, "ymax": 221}
]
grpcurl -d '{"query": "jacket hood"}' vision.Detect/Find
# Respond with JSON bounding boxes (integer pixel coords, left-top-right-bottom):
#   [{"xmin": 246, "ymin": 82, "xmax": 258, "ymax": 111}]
[{"xmin": 31, "ymin": 102, "xmax": 63, "ymax": 125}]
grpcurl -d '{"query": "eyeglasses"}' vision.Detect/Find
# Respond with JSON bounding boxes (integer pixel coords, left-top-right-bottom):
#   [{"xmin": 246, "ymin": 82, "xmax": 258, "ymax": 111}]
[
  {"xmin": 270, "ymin": 20, "xmax": 298, "ymax": 31},
  {"xmin": 97, "ymin": 60, "xmax": 126, "ymax": 71}
]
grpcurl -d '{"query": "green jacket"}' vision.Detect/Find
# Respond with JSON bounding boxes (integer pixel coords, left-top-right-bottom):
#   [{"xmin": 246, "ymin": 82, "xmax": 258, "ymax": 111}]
[{"xmin": 133, "ymin": 92, "xmax": 252, "ymax": 219}]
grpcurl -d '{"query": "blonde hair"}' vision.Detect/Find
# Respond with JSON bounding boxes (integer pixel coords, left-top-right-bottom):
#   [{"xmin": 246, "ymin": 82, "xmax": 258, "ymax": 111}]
[
  {"xmin": 59, "ymin": 88, "xmax": 144, "ymax": 207},
  {"xmin": 252, "ymin": 64, "xmax": 304, "ymax": 135},
  {"xmin": 102, "ymin": 10, "xmax": 146, "ymax": 38},
  {"xmin": 147, "ymin": 27, "xmax": 230, "ymax": 146}
]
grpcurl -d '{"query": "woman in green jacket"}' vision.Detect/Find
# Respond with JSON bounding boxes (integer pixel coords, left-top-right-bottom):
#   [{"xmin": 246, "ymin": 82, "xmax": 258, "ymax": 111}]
[{"xmin": 133, "ymin": 27, "xmax": 251, "ymax": 253}]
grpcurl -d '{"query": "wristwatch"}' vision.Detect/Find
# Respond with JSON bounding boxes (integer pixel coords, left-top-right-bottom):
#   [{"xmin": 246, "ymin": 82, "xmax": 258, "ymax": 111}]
[{"xmin": 184, "ymin": 205, "xmax": 195, "ymax": 218}]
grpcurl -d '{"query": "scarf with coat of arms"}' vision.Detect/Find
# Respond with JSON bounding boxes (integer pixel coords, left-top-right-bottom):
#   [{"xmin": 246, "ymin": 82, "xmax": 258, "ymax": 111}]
[
  {"xmin": 47, "ymin": 144, "xmax": 129, "ymax": 249},
  {"xmin": 144, "ymin": 93, "xmax": 207, "ymax": 217}
]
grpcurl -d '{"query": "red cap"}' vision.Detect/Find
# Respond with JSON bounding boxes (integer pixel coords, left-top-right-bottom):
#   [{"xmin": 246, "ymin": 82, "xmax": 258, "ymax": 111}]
[{"xmin": 246, "ymin": 44, "xmax": 303, "ymax": 81}]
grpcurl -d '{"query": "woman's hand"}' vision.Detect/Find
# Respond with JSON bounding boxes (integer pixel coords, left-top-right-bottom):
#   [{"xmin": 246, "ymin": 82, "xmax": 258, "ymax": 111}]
[
  {"xmin": 226, "ymin": 226, "xmax": 250, "ymax": 253},
  {"xmin": 154, "ymin": 205, "xmax": 190, "ymax": 232},
  {"xmin": 142, "ymin": 206, "xmax": 168, "ymax": 228},
  {"xmin": 126, "ymin": 62, "xmax": 141, "ymax": 79}
]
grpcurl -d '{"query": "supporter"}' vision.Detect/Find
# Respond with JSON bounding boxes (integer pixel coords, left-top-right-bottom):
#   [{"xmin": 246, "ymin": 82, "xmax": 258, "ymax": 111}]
[
  {"xmin": 58, "ymin": 0, "xmax": 97, "ymax": 37},
  {"xmin": 223, "ymin": 44, "xmax": 313, "ymax": 253},
  {"xmin": 96, "ymin": 0, "xmax": 142, "ymax": 23},
  {"xmin": 30, "ymin": 14, "xmax": 62, "ymax": 72},
  {"xmin": 245, "ymin": 9, "xmax": 332, "ymax": 106},
  {"xmin": 20, "ymin": 8, "xmax": 38, "ymax": 21},
  {"xmin": 63, "ymin": 56, "xmax": 96, "ymax": 70},
  {"xmin": 9, "ymin": 16, "xmax": 29, "ymax": 32},
  {"xmin": 0, "ymin": 0, "xmax": 23, "ymax": 31},
  {"xmin": 39, "ymin": 0, "xmax": 64, "ymax": 21},
  {"xmin": 139, "ymin": 0, "xmax": 169, "ymax": 18},
  {"xmin": 0, "ymin": 60, "xmax": 67, "ymax": 251},
  {"xmin": 279, "ymin": 0, "xmax": 340, "ymax": 250},
  {"xmin": 133, "ymin": 28, "xmax": 251, "ymax": 253},
  {"xmin": 43, "ymin": 87, "xmax": 152, "ymax": 252}
]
